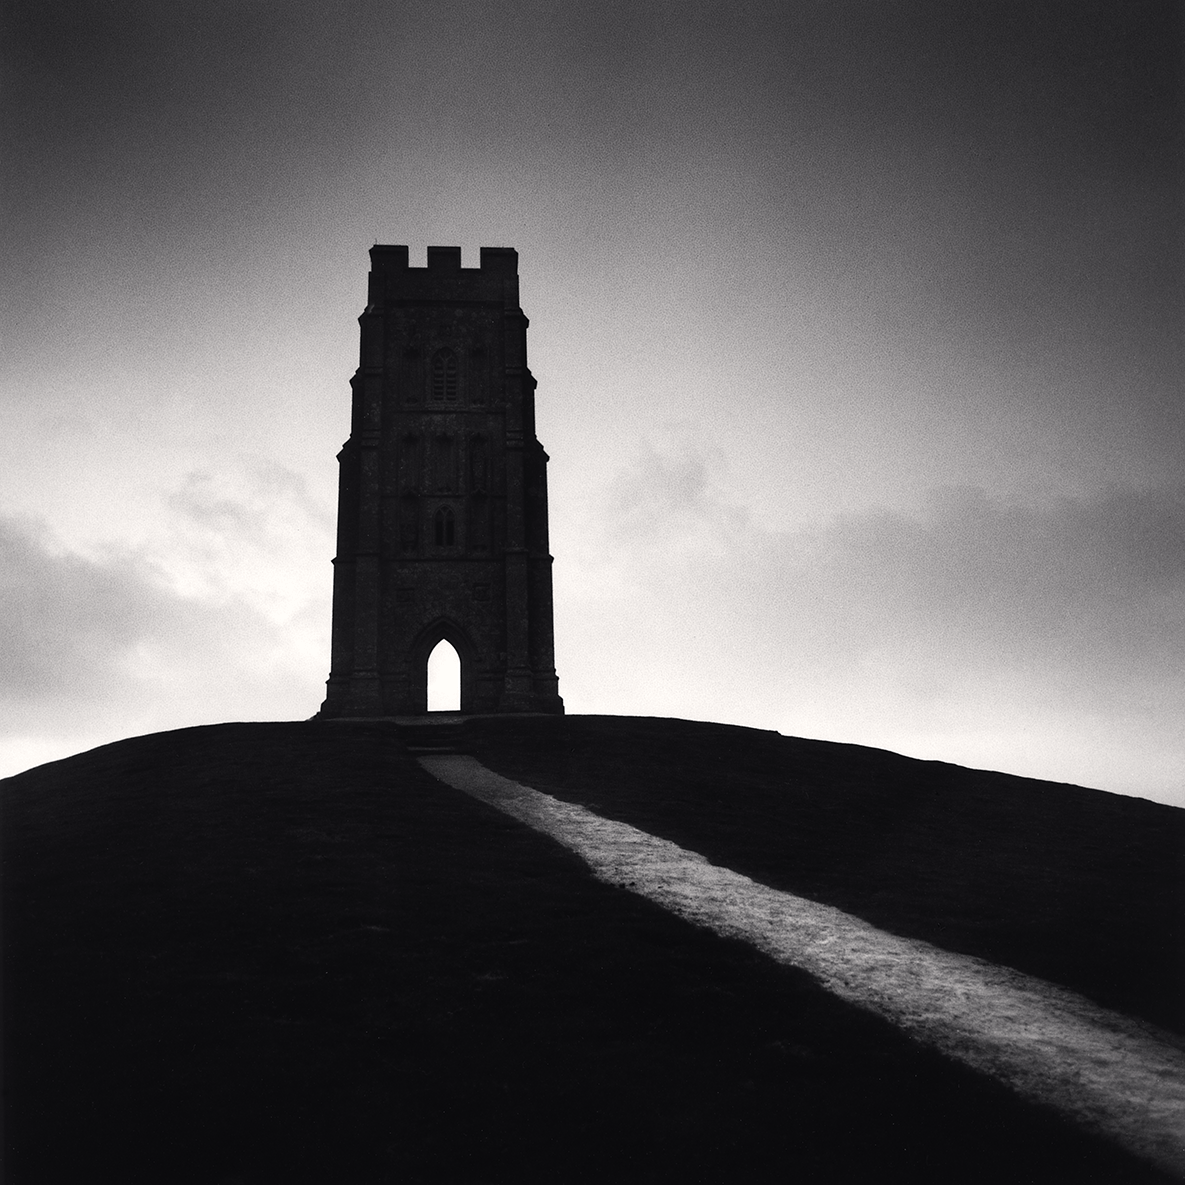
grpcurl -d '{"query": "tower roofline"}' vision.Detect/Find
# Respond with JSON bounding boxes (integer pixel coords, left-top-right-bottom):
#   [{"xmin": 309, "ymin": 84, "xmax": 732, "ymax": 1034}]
[{"xmin": 368, "ymin": 245, "xmax": 518, "ymax": 275}]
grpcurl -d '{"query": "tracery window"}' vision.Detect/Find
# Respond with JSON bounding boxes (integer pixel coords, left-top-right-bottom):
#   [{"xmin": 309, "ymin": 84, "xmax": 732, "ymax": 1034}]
[
  {"xmin": 431, "ymin": 348, "xmax": 458, "ymax": 402},
  {"xmin": 434, "ymin": 505, "xmax": 455, "ymax": 547}
]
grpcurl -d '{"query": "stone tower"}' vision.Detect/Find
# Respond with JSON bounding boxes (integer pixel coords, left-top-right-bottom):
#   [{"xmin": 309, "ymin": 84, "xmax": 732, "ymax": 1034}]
[{"xmin": 318, "ymin": 245, "xmax": 563, "ymax": 717}]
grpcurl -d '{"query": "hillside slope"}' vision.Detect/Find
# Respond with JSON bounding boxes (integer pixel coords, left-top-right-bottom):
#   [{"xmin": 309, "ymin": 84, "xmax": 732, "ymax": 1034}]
[
  {"xmin": 464, "ymin": 714, "xmax": 1184, "ymax": 1036},
  {"xmin": 3, "ymin": 718, "xmax": 1180, "ymax": 1183}
]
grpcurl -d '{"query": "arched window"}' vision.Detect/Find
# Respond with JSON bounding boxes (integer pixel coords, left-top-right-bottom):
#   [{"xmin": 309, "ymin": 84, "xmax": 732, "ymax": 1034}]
[
  {"xmin": 433, "ymin": 434, "xmax": 455, "ymax": 492},
  {"xmin": 400, "ymin": 433, "xmax": 420, "ymax": 491},
  {"xmin": 427, "ymin": 638, "xmax": 461, "ymax": 712},
  {"xmin": 431, "ymin": 348, "xmax": 458, "ymax": 402},
  {"xmin": 434, "ymin": 505, "xmax": 455, "ymax": 546},
  {"xmin": 469, "ymin": 434, "xmax": 488, "ymax": 492},
  {"xmin": 399, "ymin": 495, "xmax": 419, "ymax": 552},
  {"xmin": 469, "ymin": 493, "xmax": 488, "ymax": 551}
]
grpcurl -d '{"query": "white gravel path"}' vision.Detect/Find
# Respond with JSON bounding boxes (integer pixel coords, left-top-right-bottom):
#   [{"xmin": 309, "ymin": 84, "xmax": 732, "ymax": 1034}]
[{"xmin": 420, "ymin": 753, "xmax": 1185, "ymax": 1177}]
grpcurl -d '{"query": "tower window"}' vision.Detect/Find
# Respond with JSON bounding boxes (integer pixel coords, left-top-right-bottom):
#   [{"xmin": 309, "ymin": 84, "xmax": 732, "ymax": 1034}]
[
  {"xmin": 400, "ymin": 433, "xmax": 420, "ymax": 491},
  {"xmin": 469, "ymin": 434, "xmax": 489, "ymax": 492},
  {"xmin": 434, "ymin": 505, "xmax": 455, "ymax": 546},
  {"xmin": 433, "ymin": 434, "xmax": 456, "ymax": 492},
  {"xmin": 431, "ymin": 348, "xmax": 458, "ymax": 402}
]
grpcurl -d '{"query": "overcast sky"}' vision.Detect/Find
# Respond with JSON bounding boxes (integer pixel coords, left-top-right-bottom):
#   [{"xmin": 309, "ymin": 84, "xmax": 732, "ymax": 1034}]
[{"xmin": 2, "ymin": 0, "xmax": 1182, "ymax": 805}]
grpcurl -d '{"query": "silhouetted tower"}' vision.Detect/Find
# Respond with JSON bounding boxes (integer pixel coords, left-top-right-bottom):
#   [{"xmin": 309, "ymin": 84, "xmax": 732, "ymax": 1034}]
[{"xmin": 319, "ymin": 245, "xmax": 563, "ymax": 716}]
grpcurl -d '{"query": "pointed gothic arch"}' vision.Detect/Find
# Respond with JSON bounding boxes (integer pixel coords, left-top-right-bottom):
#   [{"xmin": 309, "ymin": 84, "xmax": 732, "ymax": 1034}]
[
  {"xmin": 408, "ymin": 618, "xmax": 479, "ymax": 714},
  {"xmin": 426, "ymin": 638, "xmax": 461, "ymax": 711},
  {"xmin": 433, "ymin": 504, "xmax": 455, "ymax": 546}
]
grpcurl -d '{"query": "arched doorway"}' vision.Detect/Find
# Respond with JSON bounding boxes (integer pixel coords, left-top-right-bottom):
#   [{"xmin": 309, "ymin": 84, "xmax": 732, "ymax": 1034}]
[{"xmin": 426, "ymin": 638, "xmax": 461, "ymax": 712}]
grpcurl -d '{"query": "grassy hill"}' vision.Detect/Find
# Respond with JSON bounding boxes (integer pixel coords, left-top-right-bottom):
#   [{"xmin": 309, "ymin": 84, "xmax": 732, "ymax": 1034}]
[{"xmin": 3, "ymin": 716, "xmax": 1181, "ymax": 1183}]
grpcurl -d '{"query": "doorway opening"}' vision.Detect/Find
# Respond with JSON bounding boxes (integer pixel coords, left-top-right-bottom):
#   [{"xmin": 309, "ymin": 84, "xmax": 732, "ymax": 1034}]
[{"xmin": 426, "ymin": 639, "xmax": 461, "ymax": 712}]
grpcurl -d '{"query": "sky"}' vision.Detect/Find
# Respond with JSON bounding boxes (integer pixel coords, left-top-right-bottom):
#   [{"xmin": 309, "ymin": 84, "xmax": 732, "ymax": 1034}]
[{"xmin": 2, "ymin": 0, "xmax": 1182, "ymax": 805}]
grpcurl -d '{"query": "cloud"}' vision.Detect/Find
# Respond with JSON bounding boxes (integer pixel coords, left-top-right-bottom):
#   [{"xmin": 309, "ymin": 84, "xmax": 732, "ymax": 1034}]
[
  {"xmin": 604, "ymin": 444, "xmax": 749, "ymax": 560},
  {"xmin": 788, "ymin": 483, "xmax": 1185, "ymax": 683},
  {"xmin": 0, "ymin": 514, "xmax": 162, "ymax": 701},
  {"xmin": 558, "ymin": 445, "xmax": 1185, "ymax": 801},
  {"xmin": 160, "ymin": 458, "xmax": 334, "ymax": 615},
  {"xmin": 0, "ymin": 461, "xmax": 333, "ymax": 777},
  {"xmin": 4, "ymin": 432, "xmax": 1180, "ymax": 803}
]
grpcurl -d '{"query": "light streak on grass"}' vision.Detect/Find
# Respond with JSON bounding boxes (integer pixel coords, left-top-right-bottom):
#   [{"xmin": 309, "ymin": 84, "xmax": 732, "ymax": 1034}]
[{"xmin": 421, "ymin": 754, "xmax": 1185, "ymax": 1177}]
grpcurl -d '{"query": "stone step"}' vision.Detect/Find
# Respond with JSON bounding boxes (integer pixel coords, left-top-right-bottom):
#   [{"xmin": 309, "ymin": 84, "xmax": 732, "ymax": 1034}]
[{"xmin": 398, "ymin": 721, "xmax": 467, "ymax": 755}]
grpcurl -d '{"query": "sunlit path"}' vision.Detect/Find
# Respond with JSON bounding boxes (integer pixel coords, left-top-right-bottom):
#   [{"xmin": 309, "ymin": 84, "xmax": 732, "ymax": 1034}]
[{"xmin": 419, "ymin": 754, "xmax": 1185, "ymax": 1178}]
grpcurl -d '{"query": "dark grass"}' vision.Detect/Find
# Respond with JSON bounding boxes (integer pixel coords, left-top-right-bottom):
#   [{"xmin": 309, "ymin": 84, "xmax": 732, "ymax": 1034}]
[
  {"xmin": 1, "ymin": 718, "xmax": 1179, "ymax": 1183},
  {"xmin": 465, "ymin": 714, "xmax": 1185, "ymax": 1037}
]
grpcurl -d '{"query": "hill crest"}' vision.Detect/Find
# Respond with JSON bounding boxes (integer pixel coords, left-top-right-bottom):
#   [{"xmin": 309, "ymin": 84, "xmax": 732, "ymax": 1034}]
[{"xmin": 4, "ymin": 715, "xmax": 1181, "ymax": 1182}]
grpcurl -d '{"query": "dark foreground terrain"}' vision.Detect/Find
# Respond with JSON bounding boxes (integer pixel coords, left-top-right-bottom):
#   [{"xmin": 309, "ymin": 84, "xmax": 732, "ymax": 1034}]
[{"xmin": 3, "ymin": 716, "xmax": 1181, "ymax": 1183}]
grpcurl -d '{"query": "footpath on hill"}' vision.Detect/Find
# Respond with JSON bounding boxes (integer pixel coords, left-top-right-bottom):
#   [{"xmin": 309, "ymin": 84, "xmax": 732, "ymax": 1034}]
[
  {"xmin": 462, "ymin": 714, "xmax": 1184, "ymax": 1038},
  {"xmin": 421, "ymin": 751, "xmax": 1185, "ymax": 1178}
]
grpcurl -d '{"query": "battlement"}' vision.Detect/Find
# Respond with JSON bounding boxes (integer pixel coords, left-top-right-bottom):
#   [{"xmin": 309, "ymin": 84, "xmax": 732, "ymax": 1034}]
[{"xmin": 368, "ymin": 245, "xmax": 518, "ymax": 275}]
